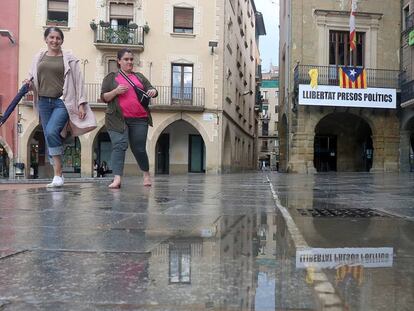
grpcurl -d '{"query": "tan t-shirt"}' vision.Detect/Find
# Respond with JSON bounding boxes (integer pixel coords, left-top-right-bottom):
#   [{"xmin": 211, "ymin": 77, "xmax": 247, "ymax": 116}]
[{"xmin": 38, "ymin": 55, "xmax": 64, "ymax": 98}]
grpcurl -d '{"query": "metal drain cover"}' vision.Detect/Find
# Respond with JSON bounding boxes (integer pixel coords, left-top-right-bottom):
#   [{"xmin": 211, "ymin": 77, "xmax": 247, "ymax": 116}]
[{"xmin": 296, "ymin": 208, "xmax": 391, "ymax": 218}]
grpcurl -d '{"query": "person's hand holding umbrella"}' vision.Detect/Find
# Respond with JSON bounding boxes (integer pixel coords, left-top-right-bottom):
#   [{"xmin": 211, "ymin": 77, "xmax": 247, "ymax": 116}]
[{"xmin": 0, "ymin": 78, "xmax": 33, "ymax": 126}]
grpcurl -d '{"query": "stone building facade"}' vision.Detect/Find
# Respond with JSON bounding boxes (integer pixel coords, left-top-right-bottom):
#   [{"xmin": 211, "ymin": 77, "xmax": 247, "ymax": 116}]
[
  {"xmin": 401, "ymin": 0, "xmax": 414, "ymax": 172},
  {"xmin": 258, "ymin": 76, "xmax": 279, "ymax": 170},
  {"xmin": 279, "ymin": 0, "xmax": 400, "ymax": 173},
  {"xmin": 0, "ymin": 0, "xmax": 19, "ymax": 178},
  {"xmin": 17, "ymin": 0, "xmax": 265, "ymax": 178}
]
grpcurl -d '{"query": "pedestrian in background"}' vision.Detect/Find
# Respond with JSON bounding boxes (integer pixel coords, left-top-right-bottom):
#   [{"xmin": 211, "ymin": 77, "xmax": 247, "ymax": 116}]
[
  {"xmin": 93, "ymin": 160, "xmax": 98, "ymax": 177},
  {"xmin": 101, "ymin": 48, "xmax": 157, "ymax": 189},
  {"xmin": 25, "ymin": 27, "xmax": 96, "ymax": 187},
  {"xmin": 98, "ymin": 161, "xmax": 109, "ymax": 177}
]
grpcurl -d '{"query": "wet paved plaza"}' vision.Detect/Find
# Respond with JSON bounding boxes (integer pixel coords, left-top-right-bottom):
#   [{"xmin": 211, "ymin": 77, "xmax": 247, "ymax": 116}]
[{"xmin": 0, "ymin": 173, "xmax": 413, "ymax": 310}]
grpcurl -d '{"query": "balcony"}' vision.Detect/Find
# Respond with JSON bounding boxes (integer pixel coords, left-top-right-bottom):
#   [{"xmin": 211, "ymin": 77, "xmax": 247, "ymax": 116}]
[
  {"xmin": 405, "ymin": 12, "xmax": 414, "ymax": 33},
  {"xmin": 401, "ymin": 80, "xmax": 414, "ymax": 107},
  {"xmin": 151, "ymin": 86, "xmax": 205, "ymax": 111},
  {"xmin": 294, "ymin": 64, "xmax": 400, "ymax": 90},
  {"xmin": 260, "ymin": 113, "xmax": 270, "ymax": 120},
  {"xmin": 85, "ymin": 84, "xmax": 205, "ymax": 111},
  {"xmin": 92, "ymin": 24, "xmax": 144, "ymax": 51}
]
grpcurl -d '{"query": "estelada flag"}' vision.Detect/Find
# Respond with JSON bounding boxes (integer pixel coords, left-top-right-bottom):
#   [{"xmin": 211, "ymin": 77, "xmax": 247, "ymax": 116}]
[{"xmin": 339, "ymin": 66, "xmax": 367, "ymax": 89}]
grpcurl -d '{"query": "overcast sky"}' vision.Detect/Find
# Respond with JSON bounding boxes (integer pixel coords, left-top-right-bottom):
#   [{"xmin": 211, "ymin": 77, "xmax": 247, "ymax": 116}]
[{"xmin": 254, "ymin": 0, "xmax": 279, "ymax": 71}]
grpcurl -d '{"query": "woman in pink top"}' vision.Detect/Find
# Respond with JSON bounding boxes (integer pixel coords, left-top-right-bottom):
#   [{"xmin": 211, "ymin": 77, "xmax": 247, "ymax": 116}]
[{"xmin": 101, "ymin": 49, "xmax": 158, "ymax": 188}]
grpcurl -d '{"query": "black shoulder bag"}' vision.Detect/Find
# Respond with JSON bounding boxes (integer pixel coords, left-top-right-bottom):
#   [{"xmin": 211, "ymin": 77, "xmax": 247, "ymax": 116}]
[{"xmin": 118, "ymin": 70, "xmax": 150, "ymax": 109}]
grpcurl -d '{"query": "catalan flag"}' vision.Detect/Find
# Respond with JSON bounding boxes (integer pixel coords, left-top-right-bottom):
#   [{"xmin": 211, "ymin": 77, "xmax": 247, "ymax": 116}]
[
  {"xmin": 339, "ymin": 66, "xmax": 367, "ymax": 89},
  {"xmin": 350, "ymin": 0, "xmax": 357, "ymax": 51}
]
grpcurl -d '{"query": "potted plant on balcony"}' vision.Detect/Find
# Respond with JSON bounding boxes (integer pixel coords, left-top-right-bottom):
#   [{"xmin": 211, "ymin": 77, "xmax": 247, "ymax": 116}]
[
  {"xmin": 46, "ymin": 19, "xmax": 67, "ymax": 26},
  {"xmin": 99, "ymin": 20, "xmax": 110, "ymax": 27},
  {"xmin": 143, "ymin": 22, "xmax": 150, "ymax": 34},
  {"xmin": 128, "ymin": 22, "xmax": 138, "ymax": 29},
  {"xmin": 89, "ymin": 19, "xmax": 97, "ymax": 30}
]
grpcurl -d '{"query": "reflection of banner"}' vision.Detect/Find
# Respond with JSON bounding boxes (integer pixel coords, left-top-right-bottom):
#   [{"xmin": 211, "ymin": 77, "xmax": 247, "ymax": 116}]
[{"xmin": 296, "ymin": 247, "xmax": 393, "ymax": 269}]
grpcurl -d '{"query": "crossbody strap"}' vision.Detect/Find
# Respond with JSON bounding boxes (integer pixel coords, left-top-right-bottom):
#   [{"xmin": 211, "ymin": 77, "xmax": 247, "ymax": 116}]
[{"xmin": 118, "ymin": 70, "xmax": 146, "ymax": 93}]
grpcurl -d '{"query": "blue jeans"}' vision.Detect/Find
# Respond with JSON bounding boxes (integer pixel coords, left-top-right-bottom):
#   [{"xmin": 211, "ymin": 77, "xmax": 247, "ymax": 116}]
[
  {"xmin": 108, "ymin": 118, "xmax": 149, "ymax": 176},
  {"xmin": 38, "ymin": 97, "xmax": 69, "ymax": 157}
]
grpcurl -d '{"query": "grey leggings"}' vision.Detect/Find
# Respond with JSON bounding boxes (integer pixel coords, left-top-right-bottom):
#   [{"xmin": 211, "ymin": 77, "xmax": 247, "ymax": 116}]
[{"xmin": 108, "ymin": 118, "xmax": 149, "ymax": 176}]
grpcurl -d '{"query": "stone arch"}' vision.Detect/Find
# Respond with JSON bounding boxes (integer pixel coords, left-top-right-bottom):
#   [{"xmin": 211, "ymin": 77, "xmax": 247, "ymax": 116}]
[
  {"xmin": 148, "ymin": 113, "xmax": 210, "ymax": 157},
  {"xmin": 0, "ymin": 137, "xmax": 13, "ymax": 159},
  {"xmin": 309, "ymin": 110, "xmax": 375, "ymax": 137},
  {"xmin": 313, "ymin": 112, "xmax": 373, "ymax": 172}
]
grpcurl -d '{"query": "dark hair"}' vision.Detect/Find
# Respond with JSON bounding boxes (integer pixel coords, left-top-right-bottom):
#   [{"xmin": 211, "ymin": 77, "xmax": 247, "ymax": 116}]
[
  {"xmin": 44, "ymin": 27, "xmax": 64, "ymax": 40},
  {"xmin": 116, "ymin": 48, "xmax": 134, "ymax": 68},
  {"xmin": 117, "ymin": 48, "xmax": 133, "ymax": 60}
]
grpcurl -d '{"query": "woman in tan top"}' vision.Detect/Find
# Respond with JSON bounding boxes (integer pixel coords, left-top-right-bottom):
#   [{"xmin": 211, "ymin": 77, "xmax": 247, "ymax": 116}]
[{"xmin": 25, "ymin": 27, "xmax": 96, "ymax": 187}]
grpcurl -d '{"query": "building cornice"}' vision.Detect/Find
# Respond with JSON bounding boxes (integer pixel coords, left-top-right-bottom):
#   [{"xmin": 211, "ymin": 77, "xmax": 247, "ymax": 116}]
[{"xmin": 313, "ymin": 9, "xmax": 383, "ymax": 20}]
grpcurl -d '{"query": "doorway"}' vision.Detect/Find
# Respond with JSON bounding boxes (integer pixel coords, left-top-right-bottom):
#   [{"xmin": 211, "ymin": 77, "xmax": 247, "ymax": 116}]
[
  {"xmin": 314, "ymin": 135, "xmax": 337, "ymax": 172},
  {"xmin": 0, "ymin": 144, "xmax": 9, "ymax": 178},
  {"xmin": 189, "ymin": 134, "xmax": 205, "ymax": 173},
  {"xmin": 156, "ymin": 133, "xmax": 170, "ymax": 174},
  {"xmin": 314, "ymin": 113, "xmax": 373, "ymax": 172}
]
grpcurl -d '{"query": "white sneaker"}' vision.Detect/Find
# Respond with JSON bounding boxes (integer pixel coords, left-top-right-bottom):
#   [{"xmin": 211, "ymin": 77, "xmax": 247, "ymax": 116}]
[{"xmin": 47, "ymin": 175, "xmax": 64, "ymax": 188}]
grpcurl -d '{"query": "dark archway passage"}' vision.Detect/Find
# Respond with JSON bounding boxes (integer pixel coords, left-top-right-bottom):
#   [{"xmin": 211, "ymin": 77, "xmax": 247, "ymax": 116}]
[{"xmin": 314, "ymin": 113, "xmax": 373, "ymax": 172}]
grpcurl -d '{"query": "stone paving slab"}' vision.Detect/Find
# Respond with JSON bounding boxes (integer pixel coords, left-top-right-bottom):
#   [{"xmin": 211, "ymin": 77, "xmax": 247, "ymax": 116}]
[{"xmin": 1, "ymin": 172, "xmax": 413, "ymax": 310}]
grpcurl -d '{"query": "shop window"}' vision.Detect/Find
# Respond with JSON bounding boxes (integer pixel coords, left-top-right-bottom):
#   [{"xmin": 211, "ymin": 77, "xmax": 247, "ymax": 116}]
[
  {"xmin": 173, "ymin": 7, "xmax": 194, "ymax": 33},
  {"xmin": 47, "ymin": 0, "xmax": 68, "ymax": 26},
  {"xmin": 63, "ymin": 137, "xmax": 81, "ymax": 174}
]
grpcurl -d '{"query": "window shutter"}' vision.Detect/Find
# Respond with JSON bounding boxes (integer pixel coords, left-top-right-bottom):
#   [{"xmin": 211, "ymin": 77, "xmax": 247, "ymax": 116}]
[
  {"xmin": 48, "ymin": 0, "xmax": 68, "ymax": 12},
  {"xmin": 110, "ymin": 3, "xmax": 133, "ymax": 19},
  {"xmin": 174, "ymin": 7, "xmax": 194, "ymax": 29}
]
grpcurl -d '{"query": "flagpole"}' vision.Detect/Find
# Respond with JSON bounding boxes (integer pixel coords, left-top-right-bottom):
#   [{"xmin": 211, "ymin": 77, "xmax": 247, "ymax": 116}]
[{"xmin": 349, "ymin": 0, "xmax": 357, "ymax": 66}]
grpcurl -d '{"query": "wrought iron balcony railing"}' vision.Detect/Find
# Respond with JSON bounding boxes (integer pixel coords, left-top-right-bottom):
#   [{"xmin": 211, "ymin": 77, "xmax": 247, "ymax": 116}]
[
  {"xmin": 405, "ymin": 12, "xmax": 414, "ymax": 33},
  {"xmin": 260, "ymin": 113, "xmax": 270, "ymax": 120},
  {"xmin": 401, "ymin": 80, "xmax": 414, "ymax": 105},
  {"xmin": 294, "ymin": 64, "xmax": 400, "ymax": 89},
  {"xmin": 152, "ymin": 86, "xmax": 205, "ymax": 108},
  {"xmin": 85, "ymin": 84, "xmax": 205, "ymax": 108},
  {"xmin": 93, "ymin": 25, "xmax": 144, "ymax": 48}
]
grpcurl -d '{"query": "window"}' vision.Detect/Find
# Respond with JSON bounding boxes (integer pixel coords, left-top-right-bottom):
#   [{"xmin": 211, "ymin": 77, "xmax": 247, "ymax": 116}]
[
  {"xmin": 171, "ymin": 64, "xmax": 193, "ymax": 104},
  {"xmin": 262, "ymin": 122, "xmax": 269, "ymax": 136},
  {"xmin": 173, "ymin": 7, "xmax": 194, "ymax": 33},
  {"xmin": 404, "ymin": 5, "xmax": 411, "ymax": 31},
  {"xmin": 47, "ymin": 0, "xmax": 68, "ymax": 25},
  {"xmin": 110, "ymin": 2, "xmax": 133, "ymax": 27},
  {"xmin": 329, "ymin": 30, "xmax": 364, "ymax": 66},
  {"xmin": 108, "ymin": 60, "xmax": 118, "ymax": 74}
]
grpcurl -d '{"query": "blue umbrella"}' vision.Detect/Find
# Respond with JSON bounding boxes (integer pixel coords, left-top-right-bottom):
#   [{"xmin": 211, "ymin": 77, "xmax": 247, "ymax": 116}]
[{"xmin": 0, "ymin": 79, "xmax": 32, "ymax": 126}]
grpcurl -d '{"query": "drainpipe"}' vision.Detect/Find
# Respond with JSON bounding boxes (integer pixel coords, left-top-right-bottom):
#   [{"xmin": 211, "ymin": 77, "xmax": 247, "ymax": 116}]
[
  {"xmin": 149, "ymin": 61, "xmax": 152, "ymax": 81},
  {"xmin": 286, "ymin": 0, "xmax": 292, "ymax": 170}
]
